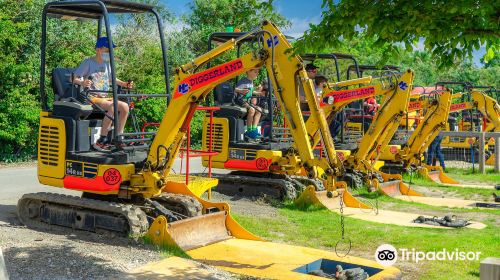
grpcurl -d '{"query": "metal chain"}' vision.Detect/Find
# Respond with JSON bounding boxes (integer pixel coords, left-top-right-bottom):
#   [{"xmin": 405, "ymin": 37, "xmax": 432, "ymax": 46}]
[
  {"xmin": 335, "ymin": 191, "xmax": 351, "ymax": 258},
  {"xmin": 406, "ymin": 167, "xmax": 415, "ymax": 202},
  {"xmin": 339, "ymin": 191, "xmax": 345, "ymax": 239}
]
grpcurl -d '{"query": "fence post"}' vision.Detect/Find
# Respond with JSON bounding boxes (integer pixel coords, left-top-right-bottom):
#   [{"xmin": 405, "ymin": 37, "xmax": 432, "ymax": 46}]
[
  {"xmin": 479, "ymin": 132, "xmax": 485, "ymax": 174},
  {"xmin": 495, "ymin": 137, "xmax": 500, "ymax": 173}
]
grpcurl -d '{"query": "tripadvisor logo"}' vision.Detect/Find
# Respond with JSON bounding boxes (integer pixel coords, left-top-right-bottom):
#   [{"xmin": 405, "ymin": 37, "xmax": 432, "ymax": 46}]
[
  {"xmin": 375, "ymin": 244, "xmax": 397, "ymax": 266},
  {"xmin": 375, "ymin": 244, "xmax": 481, "ymax": 266}
]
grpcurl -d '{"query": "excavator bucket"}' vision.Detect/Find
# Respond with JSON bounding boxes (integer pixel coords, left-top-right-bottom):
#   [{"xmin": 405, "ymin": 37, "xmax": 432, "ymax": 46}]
[
  {"xmin": 420, "ymin": 164, "xmax": 459, "ymax": 185},
  {"xmin": 146, "ymin": 179, "xmax": 260, "ymax": 251},
  {"xmin": 145, "ymin": 180, "xmax": 401, "ymax": 280},
  {"xmin": 295, "ymin": 185, "xmax": 372, "ymax": 210},
  {"xmin": 486, "ymin": 154, "xmax": 495, "ymax": 166},
  {"xmin": 373, "ymin": 168, "xmax": 498, "ymax": 209},
  {"xmin": 376, "ymin": 172, "xmax": 423, "ymax": 197}
]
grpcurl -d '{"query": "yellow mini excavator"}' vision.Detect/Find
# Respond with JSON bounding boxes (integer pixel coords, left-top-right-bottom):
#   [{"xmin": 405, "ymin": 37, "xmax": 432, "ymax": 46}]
[
  {"xmin": 440, "ymin": 82, "xmax": 500, "ymax": 163},
  {"xmin": 200, "ymin": 39, "xmax": 368, "ymax": 209},
  {"xmin": 19, "ymin": 2, "xmax": 401, "ymax": 278},
  {"xmin": 313, "ymin": 67, "xmax": 415, "ymax": 193},
  {"xmin": 378, "ymin": 88, "xmax": 456, "ymax": 187}
]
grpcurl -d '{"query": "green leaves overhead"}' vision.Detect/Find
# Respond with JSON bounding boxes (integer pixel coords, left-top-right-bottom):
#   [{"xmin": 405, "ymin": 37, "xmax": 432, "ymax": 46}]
[{"xmin": 296, "ymin": 0, "xmax": 500, "ymax": 68}]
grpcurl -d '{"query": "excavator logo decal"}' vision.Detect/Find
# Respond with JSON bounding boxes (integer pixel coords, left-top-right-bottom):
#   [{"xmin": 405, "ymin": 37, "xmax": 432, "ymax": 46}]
[
  {"xmin": 266, "ymin": 35, "xmax": 279, "ymax": 48},
  {"xmin": 178, "ymin": 83, "xmax": 189, "ymax": 94},
  {"xmin": 398, "ymin": 81, "xmax": 408, "ymax": 90},
  {"xmin": 390, "ymin": 146, "xmax": 399, "ymax": 154},
  {"xmin": 256, "ymin": 157, "xmax": 270, "ymax": 170},
  {"xmin": 174, "ymin": 59, "xmax": 244, "ymax": 99},
  {"xmin": 103, "ymin": 168, "xmax": 121, "ymax": 185}
]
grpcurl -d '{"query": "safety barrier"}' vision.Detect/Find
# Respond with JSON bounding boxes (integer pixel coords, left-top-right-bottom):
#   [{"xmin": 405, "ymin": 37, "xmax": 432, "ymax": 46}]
[{"xmin": 439, "ymin": 131, "xmax": 500, "ymax": 174}]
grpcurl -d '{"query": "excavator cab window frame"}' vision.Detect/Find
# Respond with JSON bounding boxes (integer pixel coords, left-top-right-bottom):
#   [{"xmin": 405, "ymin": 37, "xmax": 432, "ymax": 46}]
[
  {"xmin": 436, "ymin": 81, "xmax": 479, "ymax": 132},
  {"xmin": 339, "ymin": 64, "xmax": 400, "ymax": 142},
  {"xmin": 300, "ymin": 53, "xmax": 360, "ymax": 143},
  {"xmin": 40, "ymin": 0, "xmax": 170, "ymax": 145},
  {"xmin": 206, "ymin": 32, "xmax": 281, "ymax": 144}
]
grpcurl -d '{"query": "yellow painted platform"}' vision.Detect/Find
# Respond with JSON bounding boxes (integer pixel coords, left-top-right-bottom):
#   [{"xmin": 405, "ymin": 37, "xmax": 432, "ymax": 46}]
[
  {"xmin": 129, "ymin": 256, "xmax": 219, "ymax": 279},
  {"xmin": 393, "ymin": 195, "xmax": 499, "ymax": 209},
  {"xmin": 338, "ymin": 208, "xmax": 486, "ymax": 229},
  {"xmin": 314, "ymin": 193, "xmax": 485, "ymax": 229},
  {"xmin": 187, "ymin": 239, "xmax": 401, "ymax": 280},
  {"xmin": 438, "ymin": 183, "xmax": 495, "ymax": 190},
  {"xmin": 165, "ymin": 174, "xmax": 218, "ymax": 198}
]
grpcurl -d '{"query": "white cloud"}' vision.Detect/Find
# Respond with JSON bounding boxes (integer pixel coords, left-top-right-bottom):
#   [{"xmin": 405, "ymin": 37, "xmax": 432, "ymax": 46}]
[{"xmin": 283, "ymin": 16, "xmax": 321, "ymax": 39}]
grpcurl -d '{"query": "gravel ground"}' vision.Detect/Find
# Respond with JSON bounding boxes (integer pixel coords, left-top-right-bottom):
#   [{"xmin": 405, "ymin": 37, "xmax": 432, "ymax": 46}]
[
  {"xmin": 0, "ymin": 220, "xmax": 161, "ymax": 279},
  {"xmin": 203, "ymin": 191, "xmax": 280, "ymax": 218},
  {"xmin": 0, "ymin": 191, "xmax": 267, "ymax": 280}
]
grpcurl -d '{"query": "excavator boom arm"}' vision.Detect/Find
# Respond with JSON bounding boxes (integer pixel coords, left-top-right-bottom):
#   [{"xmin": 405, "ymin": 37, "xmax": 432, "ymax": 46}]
[
  {"xmin": 402, "ymin": 91, "xmax": 452, "ymax": 164},
  {"xmin": 260, "ymin": 21, "xmax": 339, "ymax": 183},
  {"xmin": 353, "ymin": 70, "xmax": 414, "ymax": 162},
  {"xmin": 144, "ymin": 20, "xmax": 341, "ymax": 194}
]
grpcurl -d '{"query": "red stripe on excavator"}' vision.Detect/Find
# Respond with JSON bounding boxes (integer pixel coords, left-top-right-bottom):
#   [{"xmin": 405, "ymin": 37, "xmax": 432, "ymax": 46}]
[
  {"xmin": 224, "ymin": 159, "xmax": 272, "ymax": 171},
  {"xmin": 408, "ymin": 101, "xmax": 423, "ymax": 111},
  {"xmin": 63, "ymin": 175, "xmax": 120, "ymax": 192},
  {"xmin": 173, "ymin": 58, "xmax": 244, "ymax": 99},
  {"xmin": 450, "ymin": 102, "xmax": 468, "ymax": 112},
  {"xmin": 320, "ymin": 86, "xmax": 375, "ymax": 106}
]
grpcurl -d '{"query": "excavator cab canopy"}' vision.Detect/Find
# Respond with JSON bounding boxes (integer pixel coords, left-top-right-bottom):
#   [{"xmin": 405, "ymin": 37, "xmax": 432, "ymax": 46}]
[
  {"xmin": 46, "ymin": 0, "xmax": 155, "ymax": 20},
  {"xmin": 347, "ymin": 64, "xmax": 401, "ymax": 80},
  {"xmin": 301, "ymin": 53, "xmax": 360, "ymax": 83}
]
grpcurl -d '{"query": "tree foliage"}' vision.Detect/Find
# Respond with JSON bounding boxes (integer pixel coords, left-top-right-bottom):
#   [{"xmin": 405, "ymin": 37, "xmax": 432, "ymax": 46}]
[
  {"xmin": 314, "ymin": 32, "xmax": 500, "ymax": 88},
  {"xmin": 0, "ymin": 0, "xmax": 98, "ymax": 161},
  {"xmin": 296, "ymin": 0, "xmax": 500, "ymax": 67},
  {"xmin": 183, "ymin": 0, "xmax": 290, "ymax": 54}
]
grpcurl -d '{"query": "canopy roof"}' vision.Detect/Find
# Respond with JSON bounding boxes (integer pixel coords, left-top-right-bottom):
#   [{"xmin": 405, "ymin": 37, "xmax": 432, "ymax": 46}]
[{"xmin": 46, "ymin": 0, "xmax": 155, "ymax": 20}]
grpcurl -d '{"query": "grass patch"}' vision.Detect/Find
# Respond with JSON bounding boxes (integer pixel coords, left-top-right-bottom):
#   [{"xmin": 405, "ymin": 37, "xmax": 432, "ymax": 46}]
[
  {"xmin": 142, "ymin": 235, "xmax": 191, "ymax": 259},
  {"xmin": 445, "ymin": 167, "xmax": 500, "ymax": 184},
  {"xmin": 401, "ymin": 173, "xmax": 495, "ymax": 201},
  {"xmin": 233, "ymin": 204, "xmax": 500, "ymax": 280}
]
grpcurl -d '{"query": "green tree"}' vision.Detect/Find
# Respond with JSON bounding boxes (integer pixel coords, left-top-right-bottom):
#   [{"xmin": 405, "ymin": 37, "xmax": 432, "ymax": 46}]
[
  {"xmin": 183, "ymin": 0, "xmax": 290, "ymax": 55},
  {"xmin": 0, "ymin": 0, "xmax": 97, "ymax": 161},
  {"xmin": 296, "ymin": 0, "xmax": 500, "ymax": 67}
]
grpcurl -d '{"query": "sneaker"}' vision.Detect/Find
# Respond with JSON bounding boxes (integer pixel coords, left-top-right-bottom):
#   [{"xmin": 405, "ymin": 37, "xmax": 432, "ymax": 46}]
[
  {"xmin": 93, "ymin": 140, "xmax": 111, "ymax": 152},
  {"xmin": 252, "ymin": 129, "xmax": 262, "ymax": 138},
  {"xmin": 244, "ymin": 130, "xmax": 256, "ymax": 140},
  {"xmin": 110, "ymin": 139, "xmax": 128, "ymax": 150}
]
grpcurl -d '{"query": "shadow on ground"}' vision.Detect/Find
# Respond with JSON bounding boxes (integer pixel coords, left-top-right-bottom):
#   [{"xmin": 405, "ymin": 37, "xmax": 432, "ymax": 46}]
[
  {"xmin": 3, "ymin": 244, "xmax": 131, "ymax": 279},
  {"xmin": 0, "ymin": 203, "xmax": 155, "ymax": 251}
]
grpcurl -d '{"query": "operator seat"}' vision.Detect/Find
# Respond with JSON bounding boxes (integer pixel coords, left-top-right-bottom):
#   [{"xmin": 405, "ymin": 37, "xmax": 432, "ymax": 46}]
[
  {"xmin": 51, "ymin": 67, "xmax": 103, "ymax": 152},
  {"xmin": 213, "ymin": 82, "xmax": 247, "ymax": 118},
  {"xmin": 52, "ymin": 67, "xmax": 93, "ymax": 119}
]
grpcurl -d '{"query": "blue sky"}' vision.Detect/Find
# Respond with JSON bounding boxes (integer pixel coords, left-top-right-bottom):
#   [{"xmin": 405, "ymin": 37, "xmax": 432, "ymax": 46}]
[
  {"xmin": 160, "ymin": 0, "xmax": 324, "ymax": 38},
  {"xmin": 160, "ymin": 0, "xmax": 484, "ymax": 65}
]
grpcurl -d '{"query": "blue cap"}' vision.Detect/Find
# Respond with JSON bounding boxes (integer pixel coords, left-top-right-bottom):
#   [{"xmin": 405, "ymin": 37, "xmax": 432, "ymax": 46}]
[{"xmin": 95, "ymin": 37, "xmax": 116, "ymax": 49}]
